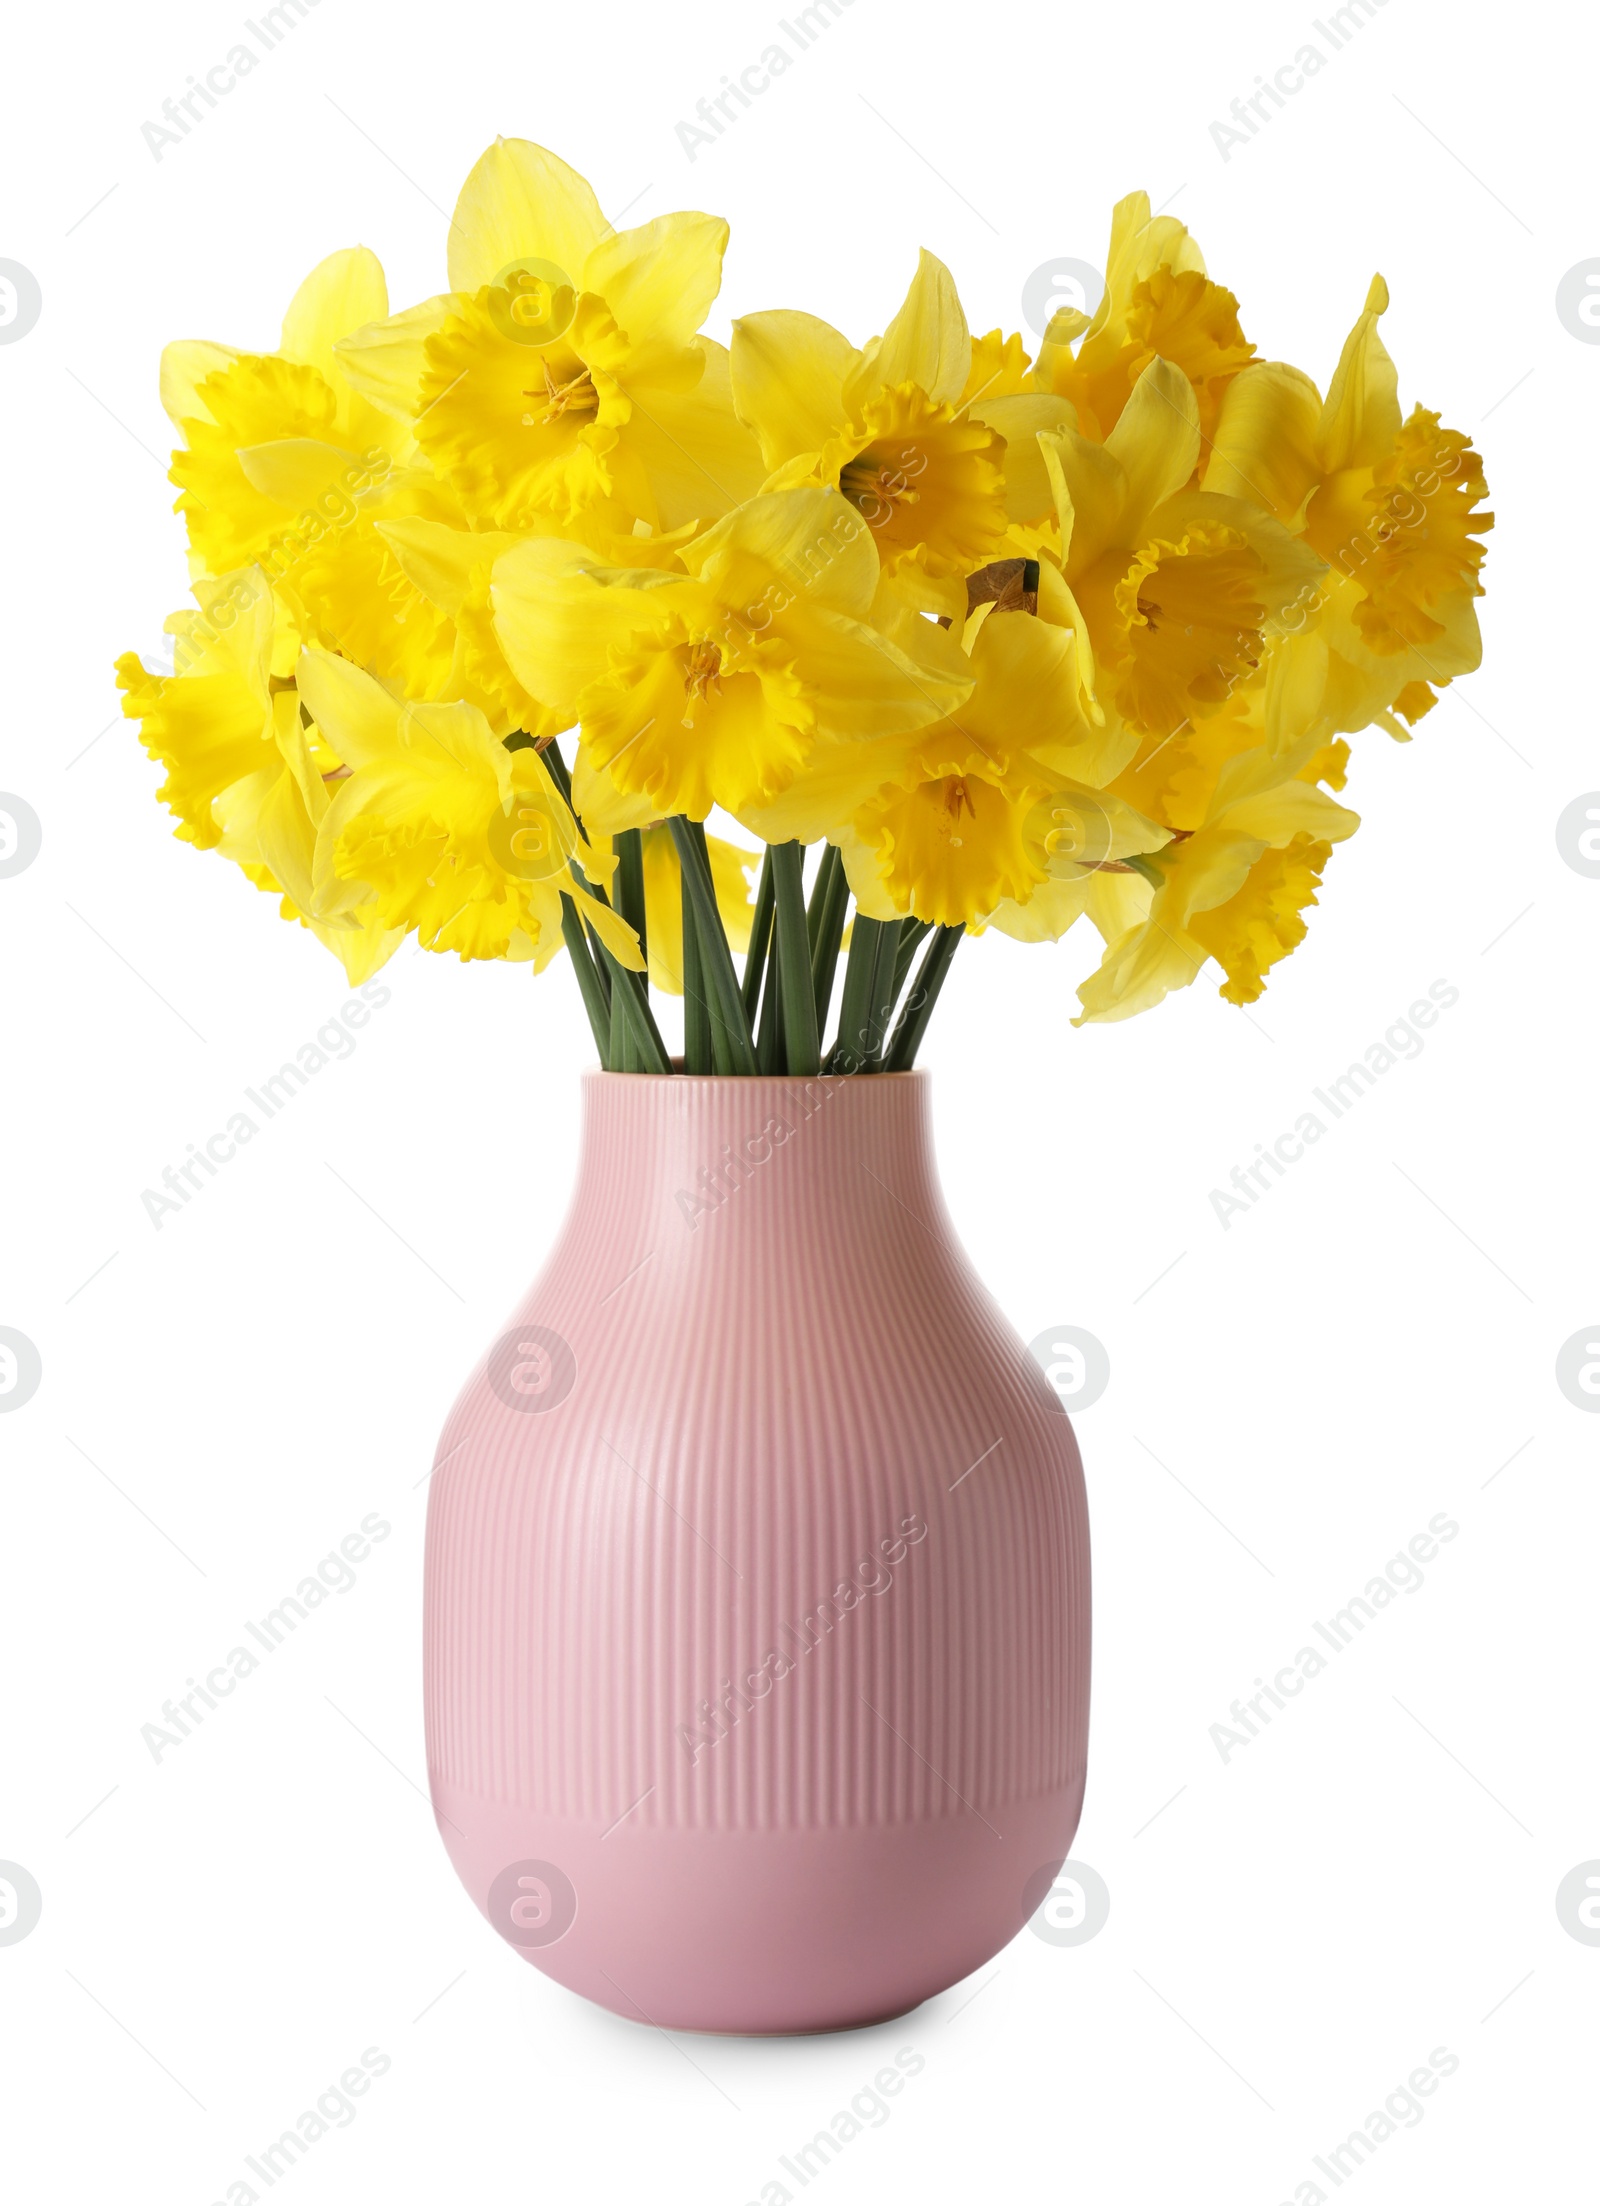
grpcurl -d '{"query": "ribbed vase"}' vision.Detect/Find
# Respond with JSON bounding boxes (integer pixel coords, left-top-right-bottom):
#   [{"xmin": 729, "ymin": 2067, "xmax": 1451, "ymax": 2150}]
[{"xmin": 424, "ymin": 1069, "xmax": 1090, "ymax": 2034}]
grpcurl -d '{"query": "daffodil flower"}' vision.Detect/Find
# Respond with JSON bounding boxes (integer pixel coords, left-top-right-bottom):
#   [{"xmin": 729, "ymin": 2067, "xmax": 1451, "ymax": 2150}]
[
  {"xmin": 295, "ymin": 648, "xmax": 643, "ymax": 969},
  {"xmin": 1203, "ymin": 276, "xmax": 1492, "ymax": 741},
  {"xmin": 1039, "ymin": 357, "xmax": 1326, "ymax": 754},
  {"xmin": 116, "ymin": 571, "xmax": 403, "ymax": 980},
  {"xmin": 335, "ymin": 139, "xmax": 766, "ymax": 536},
  {"xmin": 741, "ymin": 590, "xmax": 1164, "ymax": 930},
  {"xmin": 490, "ymin": 487, "xmax": 974, "ymax": 829},
  {"xmin": 1074, "ymin": 730, "xmax": 1359, "ymax": 1022},
  {"xmin": 731, "ymin": 251, "xmax": 1009, "ymax": 580}
]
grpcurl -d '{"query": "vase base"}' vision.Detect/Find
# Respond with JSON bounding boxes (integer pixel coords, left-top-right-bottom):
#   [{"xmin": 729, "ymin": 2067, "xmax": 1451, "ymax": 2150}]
[
  {"xmin": 600, "ymin": 1994, "xmax": 928, "ymax": 2040},
  {"xmin": 434, "ymin": 1774, "xmax": 1084, "ymax": 2037}
]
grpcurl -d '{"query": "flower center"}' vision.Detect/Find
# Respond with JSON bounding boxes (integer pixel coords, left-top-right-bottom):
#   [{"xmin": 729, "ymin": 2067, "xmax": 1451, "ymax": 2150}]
[
  {"xmin": 839, "ymin": 446, "xmax": 922, "ymax": 527},
  {"xmin": 680, "ymin": 640, "xmax": 725, "ymax": 722},
  {"xmin": 523, "ymin": 359, "xmax": 600, "ymax": 426}
]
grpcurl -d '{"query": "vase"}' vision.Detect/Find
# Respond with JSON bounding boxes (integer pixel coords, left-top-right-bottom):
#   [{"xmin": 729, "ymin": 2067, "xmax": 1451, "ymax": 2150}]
[{"xmin": 424, "ymin": 1069, "xmax": 1090, "ymax": 2034}]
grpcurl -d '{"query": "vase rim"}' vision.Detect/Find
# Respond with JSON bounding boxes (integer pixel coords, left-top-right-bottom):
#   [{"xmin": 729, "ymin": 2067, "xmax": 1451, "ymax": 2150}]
[{"xmin": 582, "ymin": 1066, "xmax": 930, "ymax": 1085}]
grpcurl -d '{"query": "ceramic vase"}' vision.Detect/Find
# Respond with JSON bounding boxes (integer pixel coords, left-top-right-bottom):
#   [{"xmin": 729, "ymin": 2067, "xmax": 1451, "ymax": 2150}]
[{"xmin": 424, "ymin": 1069, "xmax": 1090, "ymax": 2034}]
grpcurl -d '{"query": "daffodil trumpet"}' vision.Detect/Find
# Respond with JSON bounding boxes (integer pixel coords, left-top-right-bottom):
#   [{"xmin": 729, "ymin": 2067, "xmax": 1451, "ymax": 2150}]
[{"xmin": 118, "ymin": 150, "xmax": 1489, "ymax": 1067}]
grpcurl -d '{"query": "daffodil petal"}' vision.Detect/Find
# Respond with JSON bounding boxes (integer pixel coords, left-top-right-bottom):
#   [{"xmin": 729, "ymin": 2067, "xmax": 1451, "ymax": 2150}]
[{"xmin": 448, "ymin": 138, "xmax": 609, "ymax": 296}]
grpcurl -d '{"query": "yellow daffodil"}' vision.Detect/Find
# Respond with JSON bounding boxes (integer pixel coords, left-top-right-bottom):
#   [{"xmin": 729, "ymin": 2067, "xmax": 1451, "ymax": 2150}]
[
  {"xmin": 116, "ymin": 572, "xmax": 403, "ymax": 980},
  {"xmin": 1040, "ymin": 358, "xmax": 1325, "ymax": 753},
  {"xmin": 121, "ymin": 155, "xmax": 1494, "ymax": 1057},
  {"xmin": 742, "ymin": 586, "xmax": 1163, "ymax": 929},
  {"xmin": 1039, "ymin": 191, "xmax": 1255, "ymax": 447},
  {"xmin": 490, "ymin": 487, "xmax": 973, "ymax": 828},
  {"xmin": 165, "ymin": 248, "xmax": 405, "ymax": 580},
  {"xmin": 295, "ymin": 648, "xmax": 642, "ymax": 969},
  {"xmin": 335, "ymin": 139, "xmax": 766, "ymax": 537},
  {"xmin": 1204, "ymin": 276, "xmax": 1492, "ymax": 743},
  {"xmin": 731, "ymin": 252, "xmax": 1009, "ymax": 579},
  {"xmin": 1075, "ymin": 728, "xmax": 1358, "ymax": 1021}
]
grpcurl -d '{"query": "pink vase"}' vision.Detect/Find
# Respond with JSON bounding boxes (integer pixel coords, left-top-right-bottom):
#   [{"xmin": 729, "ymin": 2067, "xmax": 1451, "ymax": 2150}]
[{"xmin": 424, "ymin": 1069, "xmax": 1090, "ymax": 2034}]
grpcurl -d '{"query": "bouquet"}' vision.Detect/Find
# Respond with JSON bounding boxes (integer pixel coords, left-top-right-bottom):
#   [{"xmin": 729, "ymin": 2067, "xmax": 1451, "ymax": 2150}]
[{"xmin": 117, "ymin": 138, "xmax": 1492, "ymax": 1075}]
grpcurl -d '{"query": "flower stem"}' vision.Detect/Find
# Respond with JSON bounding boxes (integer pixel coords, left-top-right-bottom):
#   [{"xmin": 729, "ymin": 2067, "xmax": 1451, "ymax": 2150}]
[
  {"xmin": 681, "ymin": 856, "xmax": 712, "ymax": 1073},
  {"xmin": 808, "ymin": 845, "xmax": 849, "ymax": 1034},
  {"xmin": 827, "ymin": 913, "xmax": 888, "ymax": 1071},
  {"xmin": 770, "ymin": 841, "xmax": 820, "ymax": 1077},
  {"xmin": 670, "ymin": 818, "xmax": 758, "ymax": 1075},
  {"xmin": 741, "ymin": 848, "xmax": 775, "ymax": 1026},
  {"xmin": 891, "ymin": 917, "xmax": 932, "ymax": 1001},
  {"xmin": 560, "ymin": 892, "xmax": 612, "ymax": 1064},
  {"xmin": 862, "ymin": 917, "xmax": 903, "ymax": 1069},
  {"xmin": 884, "ymin": 925, "xmax": 963, "ymax": 1071}
]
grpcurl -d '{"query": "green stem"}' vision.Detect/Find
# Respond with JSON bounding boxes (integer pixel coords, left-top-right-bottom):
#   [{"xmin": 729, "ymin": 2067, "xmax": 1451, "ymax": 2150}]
[
  {"xmin": 808, "ymin": 845, "xmax": 849, "ymax": 1035},
  {"xmin": 862, "ymin": 917, "xmax": 903, "ymax": 1069},
  {"xmin": 755, "ymin": 942, "xmax": 785, "ymax": 1073},
  {"xmin": 891, "ymin": 917, "xmax": 932, "ymax": 1003},
  {"xmin": 770, "ymin": 842, "xmax": 820, "ymax": 1077},
  {"xmin": 681, "ymin": 857, "xmax": 711, "ymax": 1074},
  {"xmin": 561, "ymin": 892, "xmax": 612, "ymax": 1065},
  {"xmin": 615, "ymin": 829, "xmax": 647, "ymax": 961},
  {"xmin": 884, "ymin": 925, "xmax": 963, "ymax": 1071},
  {"xmin": 741, "ymin": 848, "xmax": 775, "ymax": 1026},
  {"xmin": 670, "ymin": 819, "xmax": 758, "ymax": 1075},
  {"xmin": 827, "ymin": 914, "xmax": 887, "ymax": 1072},
  {"xmin": 608, "ymin": 828, "xmax": 648, "ymax": 1073}
]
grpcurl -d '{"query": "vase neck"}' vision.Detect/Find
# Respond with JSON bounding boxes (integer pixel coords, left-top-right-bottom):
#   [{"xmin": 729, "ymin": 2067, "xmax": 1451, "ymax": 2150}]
[{"xmin": 570, "ymin": 1071, "xmax": 943, "ymax": 1252}]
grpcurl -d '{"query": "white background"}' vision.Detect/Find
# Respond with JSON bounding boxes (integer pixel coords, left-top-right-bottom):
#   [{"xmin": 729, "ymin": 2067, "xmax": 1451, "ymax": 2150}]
[{"xmin": 2, "ymin": 0, "xmax": 1595, "ymax": 2199}]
